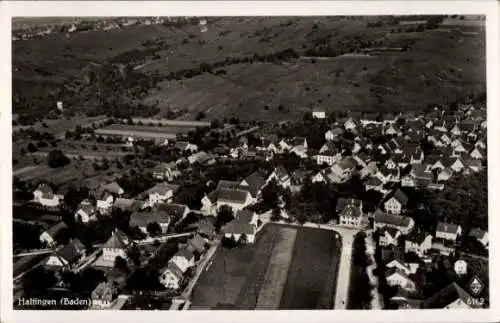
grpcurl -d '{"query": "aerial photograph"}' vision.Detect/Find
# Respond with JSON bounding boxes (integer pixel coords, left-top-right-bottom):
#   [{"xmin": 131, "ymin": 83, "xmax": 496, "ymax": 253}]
[{"xmin": 11, "ymin": 15, "xmax": 488, "ymax": 311}]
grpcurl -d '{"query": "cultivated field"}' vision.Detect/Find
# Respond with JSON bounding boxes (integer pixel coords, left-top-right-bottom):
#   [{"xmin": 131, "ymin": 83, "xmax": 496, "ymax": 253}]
[
  {"xmin": 95, "ymin": 124, "xmax": 196, "ymax": 139},
  {"xmin": 13, "ymin": 115, "xmax": 108, "ymax": 137},
  {"xmin": 13, "ymin": 16, "xmax": 485, "ymax": 121},
  {"xmin": 190, "ymin": 223, "xmax": 341, "ymax": 310}
]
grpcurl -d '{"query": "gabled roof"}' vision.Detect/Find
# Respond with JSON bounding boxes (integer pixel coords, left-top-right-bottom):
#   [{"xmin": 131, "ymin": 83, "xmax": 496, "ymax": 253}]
[
  {"xmin": 380, "ymin": 226, "xmax": 400, "ymax": 238},
  {"xmin": 385, "ymin": 267, "xmax": 410, "ymax": 281},
  {"xmin": 262, "ymin": 134, "xmax": 279, "ymax": 146},
  {"xmin": 156, "ymin": 203, "xmax": 188, "ymax": 220},
  {"xmin": 218, "ymin": 189, "xmax": 249, "ymax": 204},
  {"xmin": 374, "ymin": 210, "xmax": 412, "ymax": 228},
  {"xmin": 130, "ymin": 210, "xmax": 170, "ymax": 227},
  {"xmin": 241, "ymin": 172, "xmax": 267, "ymax": 196},
  {"xmin": 388, "ymin": 189, "xmax": 409, "ymax": 206},
  {"xmin": 114, "ymin": 198, "xmax": 143, "ymax": 211},
  {"xmin": 103, "ymin": 229, "xmax": 132, "ymax": 250},
  {"xmin": 55, "ymin": 239, "xmax": 85, "ymax": 263},
  {"xmin": 188, "ymin": 234, "xmax": 206, "ymax": 253},
  {"xmin": 340, "ymin": 204, "xmax": 362, "ymax": 219},
  {"xmin": 336, "ymin": 198, "xmax": 362, "ymax": 213},
  {"xmin": 293, "ymin": 137, "xmax": 307, "ymax": 147},
  {"xmin": 422, "ymin": 283, "xmax": 478, "ymax": 309},
  {"xmin": 274, "ymin": 166, "xmax": 289, "ymax": 181},
  {"xmin": 91, "ymin": 282, "xmax": 118, "ymax": 301},
  {"xmin": 35, "ymin": 183, "xmax": 54, "ymax": 198},
  {"xmin": 102, "ymin": 182, "xmax": 123, "ymax": 195},
  {"xmin": 469, "ymin": 228, "xmax": 487, "ymax": 240},
  {"xmin": 365, "ymin": 176, "xmax": 383, "ymax": 187},
  {"xmin": 222, "ymin": 219, "xmax": 256, "ymax": 235},
  {"xmin": 235, "ymin": 210, "xmax": 255, "ymax": 223},
  {"xmin": 406, "ymin": 229, "xmax": 431, "ymax": 244},
  {"xmin": 436, "ymin": 222, "xmax": 460, "ymax": 234},
  {"xmin": 45, "ymin": 221, "xmax": 68, "ymax": 237},
  {"xmin": 337, "ymin": 157, "xmax": 356, "ymax": 170},
  {"xmin": 174, "ymin": 247, "xmax": 195, "ymax": 262},
  {"xmin": 77, "ymin": 203, "xmax": 96, "ymax": 216},
  {"xmin": 147, "ymin": 183, "xmax": 179, "ymax": 195},
  {"xmin": 166, "ymin": 261, "xmax": 185, "ymax": 279}
]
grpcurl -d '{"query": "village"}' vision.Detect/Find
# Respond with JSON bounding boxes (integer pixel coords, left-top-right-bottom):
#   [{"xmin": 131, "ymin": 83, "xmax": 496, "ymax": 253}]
[{"xmin": 12, "ymin": 98, "xmax": 488, "ymax": 310}]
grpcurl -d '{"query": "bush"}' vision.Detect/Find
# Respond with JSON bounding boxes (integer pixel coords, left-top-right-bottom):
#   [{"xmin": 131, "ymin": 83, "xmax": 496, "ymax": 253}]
[{"xmin": 47, "ymin": 149, "xmax": 70, "ymax": 168}]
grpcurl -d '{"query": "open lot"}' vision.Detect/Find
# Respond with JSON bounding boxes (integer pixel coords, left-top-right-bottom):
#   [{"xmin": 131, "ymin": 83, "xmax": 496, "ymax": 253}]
[{"xmin": 190, "ymin": 223, "xmax": 341, "ymax": 310}]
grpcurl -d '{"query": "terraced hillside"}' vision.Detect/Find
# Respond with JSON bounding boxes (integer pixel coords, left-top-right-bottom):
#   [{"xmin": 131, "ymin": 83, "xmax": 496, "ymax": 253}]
[{"xmin": 13, "ymin": 16, "xmax": 486, "ymax": 122}]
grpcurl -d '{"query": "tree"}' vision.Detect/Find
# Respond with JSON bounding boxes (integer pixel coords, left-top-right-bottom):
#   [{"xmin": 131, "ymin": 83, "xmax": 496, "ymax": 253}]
[
  {"xmin": 47, "ymin": 149, "xmax": 70, "ymax": 168},
  {"xmin": 260, "ymin": 180, "xmax": 280, "ymax": 209},
  {"xmin": 27, "ymin": 142, "xmax": 38, "ymax": 153},
  {"xmin": 271, "ymin": 207, "xmax": 281, "ymax": 221},
  {"xmin": 114, "ymin": 256, "xmax": 129, "ymax": 273},
  {"xmin": 22, "ymin": 266, "xmax": 57, "ymax": 297},
  {"xmin": 239, "ymin": 233, "xmax": 248, "ymax": 246},
  {"xmin": 216, "ymin": 205, "xmax": 234, "ymax": 230},
  {"xmin": 146, "ymin": 222, "xmax": 162, "ymax": 237}
]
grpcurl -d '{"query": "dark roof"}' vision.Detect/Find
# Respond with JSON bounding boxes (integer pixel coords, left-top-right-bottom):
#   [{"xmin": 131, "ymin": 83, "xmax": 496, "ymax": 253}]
[
  {"xmin": 390, "ymin": 189, "xmax": 409, "ymax": 206},
  {"xmin": 385, "ymin": 267, "xmax": 410, "ymax": 280},
  {"xmin": 336, "ymin": 198, "xmax": 362, "ymax": 213},
  {"xmin": 235, "ymin": 210, "xmax": 255, "ymax": 223},
  {"xmin": 340, "ymin": 204, "xmax": 362, "ymax": 219},
  {"xmin": 218, "ymin": 189, "xmax": 249, "ymax": 204},
  {"xmin": 380, "ymin": 226, "xmax": 400, "ymax": 237},
  {"xmin": 91, "ymin": 282, "xmax": 118, "ymax": 302},
  {"xmin": 130, "ymin": 210, "xmax": 170, "ymax": 227},
  {"xmin": 174, "ymin": 248, "xmax": 195, "ymax": 262},
  {"xmin": 55, "ymin": 239, "xmax": 85, "ymax": 264},
  {"xmin": 365, "ymin": 176, "xmax": 383, "ymax": 187},
  {"xmin": 241, "ymin": 172, "xmax": 267, "ymax": 196},
  {"xmin": 147, "ymin": 183, "xmax": 179, "ymax": 195},
  {"xmin": 436, "ymin": 222, "xmax": 460, "ymax": 234},
  {"xmin": 338, "ymin": 157, "xmax": 356, "ymax": 170},
  {"xmin": 103, "ymin": 230, "xmax": 132, "ymax": 249},
  {"xmin": 102, "ymin": 182, "xmax": 123, "ymax": 194},
  {"xmin": 422, "ymin": 283, "xmax": 478, "ymax": 309},
  {"xmin": 45, "ymin": 221, "xmax": 68, "ymax": 237},
  {"xmin": 188, "ymin": 234, "xmax": 206, "ymax": 253},
  {"xmin": 166, "ymin": 261, "xmax": 185, "ymax": 279},
  {"xmin": 362, "ymin": 112, "xmax": 380, "ymax": 121},
  {"xmin": 469, "ymin": 228, "xmax": 487, "ymax": 239},
  {"xmin": 406, "ymin": 229, "xmax": 431, "ymax": 244},
  {"xmin": 293, "ymin": 137, "xmax": 307, "ymax": 147},
  {"xmin": 36, "ymin": 184, "xmax": 54, "ymax": 198},
  {"xmin": 156, "ymin": 203, "xmax": 188, "ymax": 220},
  {"xmin": 374, "ymin": 210, "xmax": 412, "ymax": 228},
  {"xmin": 222, "ymin": 219, "xmax": 255, "ymax": 235}
]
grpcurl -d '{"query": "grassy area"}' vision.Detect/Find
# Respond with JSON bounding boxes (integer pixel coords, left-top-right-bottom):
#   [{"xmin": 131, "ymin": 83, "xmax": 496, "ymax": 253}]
[
  {"xmin": 190, "ymin": 223, "xmax": 340, "ymax": 310},
  {"xmin": 13, "ymin": 16, "xmax": 485, "ymax": 121}
]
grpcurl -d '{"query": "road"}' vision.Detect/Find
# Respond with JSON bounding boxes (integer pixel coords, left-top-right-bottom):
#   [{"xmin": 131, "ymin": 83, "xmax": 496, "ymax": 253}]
[{"xmin": 14, "ymin": 248, "xmax": 55, "ymax": 258}]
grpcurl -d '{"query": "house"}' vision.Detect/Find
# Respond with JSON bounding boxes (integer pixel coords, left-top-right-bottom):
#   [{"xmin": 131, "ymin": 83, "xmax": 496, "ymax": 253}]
[
  {"xmin": 39, "ymin": 221, "xmax": 68, "ymax": 246},
  {"xmin": 102, "ymin": 229, "xmax": 133, "ymax": 263},
  {"xmin": 470, "ymin": 147, "xmax": 486, "ymax": 159},
  {"xmin": 312, "ymin": 110, "xmax": 326, "ymax": 119},
  {"xmin": 96, "ymin": 191, "xmax": 114, "ymax": 212},
  {"xmin": 171, "ymin": 248, "xmax": 195, "ymax": 272},
  {"xmin": 376, "ymin": 166, "xmax": 399, "ymax": 183},
  {"xmin": 146, "ymin": 183, "xmax": 179, "ymax": 206},
  {"xmin": 201, "ymin": 181, "xmax": 254, "ymax": 215},
  {"xmin": 379, "ymin": 226, "xmax": 401, "ymax": 247},
  {"xmin": 384, "ymin": 157, "xmax": 398, "ymax": 170},
  {"xmin": 353, "ymin": 152, "xmax": 371, "ymax": 168},
  {"xmin": 187, "ymin": 151, "xmax": 215, "ymax": 165},
  {"xmin": 160, "ymin": 262, "xmax": 185, "ymax": 290},
  {"xmin": 474, "ymin": 139, "xmax": 486, "ymax": 149},
  {"xmin": 176, "ymin": 141, "xmax": 198, "ymax": 153},
  {"xmin": 156, "ymin": 203, "xmax": 190, "ymax": 224},
  {"xmin": 129, "ymin": 210, "xmax": 171, "ymax": 235},
  {"xmin": 436, "ymin": 222, "xmax": 462, "ymax": 243},
  {"xmin": 386, "ymin": 259, "xmax": 412, "ymax": 276},
  {"xmin": 152, "ymin": 162, "xmax": 181, "ymax": 181},
  {"xmin": 222, "ymin": 210, "xmax": 259, "ymax": 244},
  {"xmin": 75, "ymin": 200, "xmax": 98, "ymax": 223},
  {"xmin": 311, "ymin": 170, "xmax": 327, "ymax": 183},
  {"xmin": 401, "ymin": 175, "xmax": 416, "ymax": 188},
  {"xmin": 359, "ymin": 162, "xmax": 378, "ymax": 179},
  {"xmin": 373, "ymin": 210, "xmax": 414, "ymax": 234},
  {"xmin": 195, "ymin": 217, "xmax": 216, "ymax": 239},
  {"xmin": 91, "ymin": 282, "xmax": 119, "ymax": 309},
  {"xmin": 240, "ymin": 171, "xmax": 267, "ymax": 198},
  {"xmin": 384, "ymin": 124, "xmax": 399, "ymax": 136},
  {"xmin": 386, "ymin": 268, "xmax": 416, "ymax": 292},
  {"xmin": 468, "ymin": 228, "xmax": 488, "ymax": 247},
  {"xmin": 267, "ymin": 166, "xmax": 291, "ymax": 188},
  {"xmin": 278, "ymin": 138, "xmax": 292, "ymax": 152},
  {"xmin": 101, "ymin": 182, "xmax": 124, "ymax": 196},
  {"xmin": 449, "ymin": 158, "xmax": 466, "ymax": 173},
  {"xmin": 338, "ymin": 199, "xmax": 363, "ymax": 228},
  {"xmin": 364, "ymin": 176, "xmax": 384, "ymax": 192},
  {"xmin": 45, "ymin": 239, "xmax": 86, "ymax": 269},
  {"xmin": 33, "ymin": 184, "xmax": 61, "ymax": 207},
  {"xmin": 325, "ymin": 127, "xmax": 344, "ymax": 141},
  {"xmin": 422, "ymin": 283, "xmax": 482, "ymax": 309},
  {"xmin": 315, "ymin": 147, "xmax": 340, "ymax": 166},
  {"xmin": 291, "ymin": 169, "xmax": 307, "ymax": 186},
  {"xmin": 384, "ymin": 189, "xmax": 409, "ymax": 215},
  {"xmin": 260, "ymin": 134, "xmax": 280, "ymax": 153},
  {"xmin": 344, "ymin": 117, "xmax": 360, "ymax": 131},
  {"xmin": 437, "ymin": 167, "xmax": 454, "ymax": 182},
  {"xmin": 450, "ymin": 124, "xmax": 462, "ymax": 136},
  {"xmin": 187, "ymin": 234, "xmax": 207, "ymax": 254},
  {"xmin": 328, "ymin": 157, "xmax": 356, "ymax": 183},
  {"xmin": 405, "ymin": 230, "xmax": 433, "ymax": 257}
]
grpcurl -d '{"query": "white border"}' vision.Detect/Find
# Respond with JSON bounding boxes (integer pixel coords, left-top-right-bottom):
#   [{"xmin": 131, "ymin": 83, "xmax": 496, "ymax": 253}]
[{"xmin": 1, "ymin": 1, "xmax": 499, "ymax": 323}]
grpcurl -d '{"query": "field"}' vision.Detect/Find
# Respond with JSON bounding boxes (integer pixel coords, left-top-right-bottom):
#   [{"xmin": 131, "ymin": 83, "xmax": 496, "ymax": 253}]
[
  {"xmin": 190, "ymin": 223, "xmax": 341, "ymax": 310},
  {"xmin": 13, "ymin": 16, "xmax": 485, "ymax": 122},
  {"xmin": 95, "ymin": 124, "xmax": 197, "ymax": 139},
  {"xmin": 13, "ymin": 115, "xmax": 108, "ymax": 137}
]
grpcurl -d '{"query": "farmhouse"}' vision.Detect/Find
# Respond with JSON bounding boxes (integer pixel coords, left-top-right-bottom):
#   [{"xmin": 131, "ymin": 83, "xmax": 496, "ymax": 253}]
[
  {"xmin": 379, "ymin": 227, "xmax": 401, "ymax": 247},
  {"xmin": 44, "ymin": 239, "xmax": 86, "ymax": 270},
  {"xmin": 129, "ymin": 210, "xmax": 171, "ymax": 235},
  {"xmin": 267, "ymin": 166, "xmax": 291, "ymax": 188},
  {"xmin": 384, "ymin": 189, "xmax": 409, "ymax": 215},
  {"xmin": 436, "ymin": 222, "xmax": 462, "ymax": 243},
  {"xmin": 171, "ymin": 248, "xmax": 195, "ymax": 273},
  {"xmin": 156, "ymin": 203, "xmax": 190, "ymax": 224},
  {"xmin": 75, "ymin": 200, "xmax": 98, "ymax": 223},
  {"xmin": 146, "ymin": 183, "xmax": 180, "ymax": 206},
  {"xmin": 338, "ymin": 199, "xmax": 363, "ymax": 228},
  {"xmin": 240, "ymin": 171, "xmax": 267, "ymax": 198},
  {"xmin": 373, "ymin": 210, "xmax": 414, "ymax": 234},
  {"xmin": 468, "ymin": 228, "xmax": 488, "ymax": 247},
  {"xmin": 364, "ymin": 176, "xmax": 384, "ymax": 192},
  {"xmin": 160, "ymin": 262, "xmax": 185, "ymax": 290},
  {"xmin": 102, "ymin": 229, "xmax": 133, "ymax": 263},
  {"xmin": 91, "ymin": 282, "xmax": 119, "ymax": 309},
  {"xmin": 222, "ymin": 210, "xmax": 258, "ymax": 244},
  {"xmin": 33, "ymin": 184, "xmax": 61, "ymax": 207},
  {"xmin": 405, "ymin": 230, "xmax": 433, "ymax": 257},
  {"xmin": 325, "ymin": 126, "xmax": 344, "ymax": 141},
  {"xmin": 385, "ymin": 268, "xmax": 416, "ymax": 292},
  {"xmin": 39, "ymin": 221, "xmax": 68, "ymax": 246},
  {"xmin": 97, "ymin": 191, "xmax": 114, "ymax": 212},
  {"xmin": 329, "ymin": 157, "xmax": 356, "ymax": 183}
]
